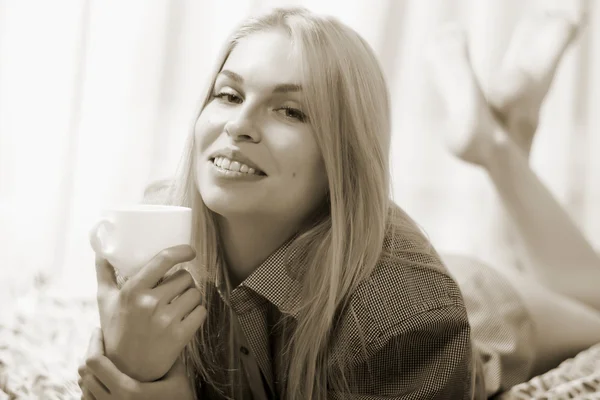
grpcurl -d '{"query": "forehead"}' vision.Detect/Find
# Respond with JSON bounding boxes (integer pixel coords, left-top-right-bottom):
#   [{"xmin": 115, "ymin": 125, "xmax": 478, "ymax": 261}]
[{"xmin": 222, "ymin": 29, "xmax": 302, "ymax": 85}]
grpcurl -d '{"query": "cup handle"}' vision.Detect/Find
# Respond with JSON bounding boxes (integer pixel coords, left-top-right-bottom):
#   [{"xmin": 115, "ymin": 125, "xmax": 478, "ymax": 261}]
[{"xmin": 89, "ymin": 218, "xmax": 116, "ymax": 257}]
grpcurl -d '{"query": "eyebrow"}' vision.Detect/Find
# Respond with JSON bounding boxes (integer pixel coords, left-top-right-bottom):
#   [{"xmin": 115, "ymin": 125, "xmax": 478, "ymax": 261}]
[{"xmin": 219, "ymin": 69, "xmax": 302, "ymax": 93}]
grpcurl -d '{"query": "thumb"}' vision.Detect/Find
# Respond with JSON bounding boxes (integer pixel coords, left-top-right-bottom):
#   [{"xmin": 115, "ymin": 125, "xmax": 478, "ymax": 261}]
[
  {"xmin": 86, "ymin": 327, "xmax": 105, "ymax": 358},
  {"xmin": 95, "ymin": 254, "xmax": 118, "ymax": 295}
]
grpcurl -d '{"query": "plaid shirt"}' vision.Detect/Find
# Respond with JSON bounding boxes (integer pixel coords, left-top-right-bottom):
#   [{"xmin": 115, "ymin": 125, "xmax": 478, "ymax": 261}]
[
  {"xmin": 139, "ymin": 183, "xmax": 479, "ymax": 398},
  {"xmin": 196, "ymin": 225, "xmax": 477, "ymax": 400}
]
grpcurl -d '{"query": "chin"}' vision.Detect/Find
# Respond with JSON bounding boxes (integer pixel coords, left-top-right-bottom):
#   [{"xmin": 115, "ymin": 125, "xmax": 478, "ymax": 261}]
[{"xmin": 199, "ymin": 187, "xmax": 260, "ymax": 218}]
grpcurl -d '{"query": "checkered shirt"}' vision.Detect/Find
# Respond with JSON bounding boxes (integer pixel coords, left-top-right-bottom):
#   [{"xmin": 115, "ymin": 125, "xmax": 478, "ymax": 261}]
[{"xmin": 195, "ymin": 225, "xmax": 477, "ymax": 400}]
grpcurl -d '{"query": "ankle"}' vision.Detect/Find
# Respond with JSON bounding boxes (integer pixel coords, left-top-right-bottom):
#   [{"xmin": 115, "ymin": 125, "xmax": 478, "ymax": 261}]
[
  {"xmin": 505, "ymin": 114, "xmax": 536, "ymax": 158},
  {"xmin": 481, "ymin": 127, "xmax": 520, "ymax": 170}
]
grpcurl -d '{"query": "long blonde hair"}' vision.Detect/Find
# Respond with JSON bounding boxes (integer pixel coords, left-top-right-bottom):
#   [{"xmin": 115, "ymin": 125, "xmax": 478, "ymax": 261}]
[{"xmin": 164, "ymin": 6, "xmax": 438, "ymax": 399}]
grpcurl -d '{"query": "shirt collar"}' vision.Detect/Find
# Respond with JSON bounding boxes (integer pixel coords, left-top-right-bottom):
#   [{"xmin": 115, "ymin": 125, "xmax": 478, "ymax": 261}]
[{"xmin": 215, "ymin": 233, "xmax": 304, "ymax": 319}]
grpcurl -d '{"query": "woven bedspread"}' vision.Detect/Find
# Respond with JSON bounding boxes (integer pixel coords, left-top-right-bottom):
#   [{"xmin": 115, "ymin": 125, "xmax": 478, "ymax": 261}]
[
  {"xmin": 0, "ymin": 285, "xmax": 98, "ymax": 399},
  {"xmin": 1, "ymin": 285, "xmax": 599, "ymax": 399},
  {"xmin": 495, "ymin": 343, "xmax": 600, "ymax": 399}
]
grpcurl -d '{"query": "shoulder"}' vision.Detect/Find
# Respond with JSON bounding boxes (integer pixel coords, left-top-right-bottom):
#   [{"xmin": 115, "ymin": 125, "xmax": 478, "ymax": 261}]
[
  {"xmin": 342, "ymin": 208, "xmax": 468, "ymax": 343},
  {"xmin": 352, "ymin": 248, "xmax": 467, "ymax": 340},
  {"xmin": 327, "ymin": 223, "xmax": 473, "ymax": 395}
]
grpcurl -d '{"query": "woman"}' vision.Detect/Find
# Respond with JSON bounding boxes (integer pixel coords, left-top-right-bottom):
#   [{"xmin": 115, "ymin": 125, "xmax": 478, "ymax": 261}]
[
  {"xmin": 81, "ymin": 7, "xmax": 473, "ymax": 400},
  {"xmin": 79, "ymin": 6, "xmax": 600, "ymax": 400}
]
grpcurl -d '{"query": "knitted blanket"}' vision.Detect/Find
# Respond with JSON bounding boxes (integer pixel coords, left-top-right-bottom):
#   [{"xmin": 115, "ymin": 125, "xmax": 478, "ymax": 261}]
[
  {"xmin": 0, "ymin": 284, "xmax": 98, "ymax": 399},
  {"xmin": 1, "ymin": 284, "xmax": 599, "ymax": 399},
  {"xmin": 496, "ymin": 343, "xmax": 600, "ymax": 399}
]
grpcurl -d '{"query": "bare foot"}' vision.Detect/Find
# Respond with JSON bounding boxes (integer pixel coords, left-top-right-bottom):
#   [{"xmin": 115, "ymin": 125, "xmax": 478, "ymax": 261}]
[
  {"xmin": 427, "ymin": 24, "xmax": 501, "ymax": 167},
  {"xmin": 487, "ymin": 10, "xmax": 582, "ymax": 155}
]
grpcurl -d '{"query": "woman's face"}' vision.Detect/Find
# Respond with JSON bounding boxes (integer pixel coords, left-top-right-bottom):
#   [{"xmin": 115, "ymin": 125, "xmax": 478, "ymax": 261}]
[{"xmin": 194, "ymin": 29, "xmax": 329, "ymax": 224}]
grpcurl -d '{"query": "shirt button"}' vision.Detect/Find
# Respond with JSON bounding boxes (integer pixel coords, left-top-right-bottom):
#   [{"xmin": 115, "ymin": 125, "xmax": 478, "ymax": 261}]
[{"xmin": 240, "ymin": 346, "xmax": 250, "ymax": 355}]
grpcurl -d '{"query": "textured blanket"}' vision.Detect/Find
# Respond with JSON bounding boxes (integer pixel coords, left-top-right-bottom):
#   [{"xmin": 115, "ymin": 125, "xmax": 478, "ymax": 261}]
[
  {"xmin": 0, "ymin": 284, "xmax": 98, "ymax": 399},
  {"xmin": 496, "ymin": 343, "xmax": 600, "ymax": 399},
  {"xmin": 1, "ymin": 284, "xmax": 599, "ymax": 399}
]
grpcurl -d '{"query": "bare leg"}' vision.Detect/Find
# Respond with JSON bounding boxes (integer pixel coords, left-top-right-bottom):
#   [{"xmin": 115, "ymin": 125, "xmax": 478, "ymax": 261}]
[
  {"xmin": 495, "ymin": 264, "xmax": 600, "ymax": 376},
  {"xmin": 487, "ymin": 12, "xmax": 598, "ymax": 307},
  {"xmin": 444, "ymin": 254, "xmax": 600, "ymax": 379},
  {"xmin": 482, "ymin": 11, "xmax": 582, "ymax": 274},
  {"xmin": 483, "ymin": 129, "xmax": 600, "ymax": 310},
  {"xmin": 427, "ymin": 17, "xmax": 600, "ymax": 311}
]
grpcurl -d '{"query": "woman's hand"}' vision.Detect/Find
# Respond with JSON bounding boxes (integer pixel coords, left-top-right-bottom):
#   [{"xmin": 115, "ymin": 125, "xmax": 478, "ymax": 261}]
[
  {"xmin": 95, "ymin": 244, "xmax": 207, "ymax": 382},
  {"xmin": 78, "ymin": 328, "xmax": 196, "ymax": 400}
]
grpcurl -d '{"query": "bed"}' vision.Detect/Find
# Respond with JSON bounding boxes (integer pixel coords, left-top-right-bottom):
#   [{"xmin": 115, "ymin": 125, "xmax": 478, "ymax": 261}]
[
  {"xmin": 0, "ymin": 282, "xmax": 599, "ymax": 399},
  {"xmin": 495, "ymin": 345, "xmax": 600, "ymax": 399}
]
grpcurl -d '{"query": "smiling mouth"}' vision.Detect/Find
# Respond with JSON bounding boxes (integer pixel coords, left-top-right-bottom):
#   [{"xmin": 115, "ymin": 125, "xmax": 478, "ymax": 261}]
[{"xmin": 210, "ymin": 157, "xmax": 267, "ymax": 176}]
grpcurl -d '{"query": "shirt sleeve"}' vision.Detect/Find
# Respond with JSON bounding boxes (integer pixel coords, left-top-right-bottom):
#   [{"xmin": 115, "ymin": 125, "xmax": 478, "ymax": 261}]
[{"xmin": 329, "ymin": 304, "xmax": 475, "ymax": 400}]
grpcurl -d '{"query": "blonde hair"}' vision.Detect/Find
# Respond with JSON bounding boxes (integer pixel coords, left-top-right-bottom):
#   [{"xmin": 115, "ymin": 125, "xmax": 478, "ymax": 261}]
[{"xmin": 163, "ymin": 6, "xmax": 439, "ymax": 399}]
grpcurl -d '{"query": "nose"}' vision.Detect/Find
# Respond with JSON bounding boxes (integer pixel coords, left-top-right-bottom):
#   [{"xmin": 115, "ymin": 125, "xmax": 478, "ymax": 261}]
[{"xmin": 224, "ymin": 108, "xmax": 261, "ymax": 143}]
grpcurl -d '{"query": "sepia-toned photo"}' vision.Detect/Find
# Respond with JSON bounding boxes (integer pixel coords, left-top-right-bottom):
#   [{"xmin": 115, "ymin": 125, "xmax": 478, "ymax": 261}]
[{"xmin": 1, "ymin": 1, "xmax": 599, "ymax": 398}]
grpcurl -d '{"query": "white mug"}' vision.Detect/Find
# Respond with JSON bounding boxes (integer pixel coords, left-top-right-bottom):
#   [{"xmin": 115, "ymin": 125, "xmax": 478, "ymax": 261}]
[{"xmin": 89, "ymin": 205, "xmax": 193, "ymax": 278}]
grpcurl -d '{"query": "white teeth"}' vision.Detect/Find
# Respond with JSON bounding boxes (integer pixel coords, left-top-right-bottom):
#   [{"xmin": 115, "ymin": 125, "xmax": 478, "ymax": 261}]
[
  {"xmin": 212, "ymin": 157, "xmax": 262, "ymax": 175},
  {"xmin": 229, "ymin": 161, "xmax": 241, "ymax": 172}
]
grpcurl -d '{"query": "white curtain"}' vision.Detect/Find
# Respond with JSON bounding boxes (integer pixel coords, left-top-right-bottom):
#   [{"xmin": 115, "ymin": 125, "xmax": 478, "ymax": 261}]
[{"xmin": 1, "ymin": 0, "xmax": 598, "ymax": 298}]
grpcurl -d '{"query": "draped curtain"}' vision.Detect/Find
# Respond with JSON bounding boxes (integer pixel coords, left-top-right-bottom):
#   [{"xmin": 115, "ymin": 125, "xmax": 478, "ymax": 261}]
[{"xmin": 0, "ymin": 0, "xmax": 597, "ymax": 298}]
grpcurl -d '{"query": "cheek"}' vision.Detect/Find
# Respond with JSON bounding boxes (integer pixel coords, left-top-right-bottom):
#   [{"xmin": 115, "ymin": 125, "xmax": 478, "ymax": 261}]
[
  {"xmin": 194, "ymin": 106, "xmax": 222, "ymax": 152},
  {"xmin": 288, "ymin": 146, "xmax": 327, "ymax": 190},
  {"xmin": 310, "ymin": 158, "xmax": 328, "ymax": 193}
]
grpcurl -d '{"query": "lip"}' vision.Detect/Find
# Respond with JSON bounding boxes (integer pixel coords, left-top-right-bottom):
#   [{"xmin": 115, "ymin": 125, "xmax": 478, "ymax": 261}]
[{"xmin": 209, "ymin": 147, "xmax": 267, "ymax": 176}]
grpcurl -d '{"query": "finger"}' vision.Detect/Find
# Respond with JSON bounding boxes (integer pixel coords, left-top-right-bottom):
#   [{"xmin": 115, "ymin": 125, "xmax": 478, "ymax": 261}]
[
  {"xmin": 154, "ymin": 269, "xmax": 196, "ymax": 305},
  {"xmin": 86, "ymin": 327, "xmax": 105, "ymax": 359},
  {"xmin": 129, "ymin": 245, "xmax": 196, "ymax": 290},
  {"xmin": 82, "ymin": 388, "xmax": 97, "ymax": 400},
  {"xmin": 137, "ymin": 358, "xmax": 192, "ymax": 399},
  {"xmin": 95, "ymin": 255, "xmax": 118, "ymax": 296},
  {"xmin": 179, "ymin": 305, "xmax": 207, "ymax": 342},
  {"xmin": 79, "ymin": 377, "xmax": 97, "ymax": 400},
  {"xmin": 84, "ymin": 374, "xmax": 110, "ymax": 400},
  {"xmin": 86, "ymin": 354, "xmax": 137, "ymax": 394},
  {"xmin": 169, "ymin": 287, "xmax": 202, "ymax": 321}
]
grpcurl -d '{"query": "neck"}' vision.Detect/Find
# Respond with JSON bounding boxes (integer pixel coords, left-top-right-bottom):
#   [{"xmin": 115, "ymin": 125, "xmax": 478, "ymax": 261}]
[{"xmin": 217, "ymin": 214, "xmax": 302, "ymax": 288}]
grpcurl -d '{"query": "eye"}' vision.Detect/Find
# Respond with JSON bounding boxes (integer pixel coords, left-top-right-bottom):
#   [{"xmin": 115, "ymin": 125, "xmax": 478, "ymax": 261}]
[
  {"xmin": 277, "ymin": 107, "xmax": 307, "ymax": 122},
  {"xmin": 214, "ymin": 89, "xmax": 242, "ymax": 104}
]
